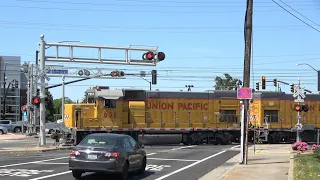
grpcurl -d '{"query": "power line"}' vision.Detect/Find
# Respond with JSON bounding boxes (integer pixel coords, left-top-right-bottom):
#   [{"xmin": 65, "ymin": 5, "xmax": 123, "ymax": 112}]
[
  {"xmin": 1, "ymin": 4, "xmax": 319, "ymax": 14},
  {"xmin": 272, "ymin": 0, "xmax": 320, "ymax": 32},
  {"xmin": 16, "ymin": 0, "xmax": 317, "ymax": 8},
  {"xmin": 278, "ymin": 0, "xmax": 320, "ymax": 27}
]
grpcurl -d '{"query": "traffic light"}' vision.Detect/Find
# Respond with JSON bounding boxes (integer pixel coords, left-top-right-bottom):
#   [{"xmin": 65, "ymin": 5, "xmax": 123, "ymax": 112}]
[
  {"xmin": 294, "ymin": 104, "xmax": 309, "ymax": 112},
  {"xmin": 142, "ymin": 51, "xmax": 166, "ymax": 61},
  {"xmin": 261, "ymin": 76, "xmax": 266, "ymax": 89},
  {"xmin": 32, "ymin": 96, "xmax": 41, "ymax": 106},
  {"xmin": 273, "ymin": 78, "xmax": 277, "ymax": 87},
  {"xmin": 110, "ymin": 71, "xmax": 125, "ymax": 77},
  {"xmin": 45, "ymin": 97, "xmax": 53, "ymax": 106},
  {"xmin": 255, "ymin": 82, "xmax": 259, "ymax": 90},
  {"xmin": 290, "ymin": 84, "xmax": 295, "ymax": 93},
  {"xmin": 151, "ymin": 70, "xmax": 157, "ymax": 85},
  {"xmin": 21, "ymin": 105, "xmax": 27, "ymax": 112}
]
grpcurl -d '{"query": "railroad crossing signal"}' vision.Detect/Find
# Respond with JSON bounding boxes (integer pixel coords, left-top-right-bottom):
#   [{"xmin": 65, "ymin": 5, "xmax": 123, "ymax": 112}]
[
  {"xmin": 273, "ymin": 78, "xmax": 277, "ymax": 87},
  {"xmin": 14, "ymin": 80, "xmax": 19, "ymax": 88},
  {"xmin": 255, "ymin": 82, "xmax": 259, "ymax": 90},
  {"xmin": 45, "ymin": 97, "xmax": 53, "ymax": 106},
  {"xmin": 261, "ymin": 76, "xmax": 266, "ymax": 90},
  {"xmin": 78, "ymin": 69, "xmax": 90, "ymax": 76},
  {"xmin": 142, "ymin": 51, "xmax": 166, "ymax": 61},
  {"xmin": 293, "ymin": 87, "xmax": 305, "ymax": 102},
  {"xmin": 294, "ymin": 104, "xmax": 309, "ymax": 112},
  {"xmin": 32, "ymin": 96, "xmax": 41, "ymax": 106}
]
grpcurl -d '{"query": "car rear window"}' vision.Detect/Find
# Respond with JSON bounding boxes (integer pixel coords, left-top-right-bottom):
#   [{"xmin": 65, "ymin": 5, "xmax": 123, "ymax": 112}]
[{"xmin": 79, "ymin": 135, "xmax": 118, "ymax": 147}]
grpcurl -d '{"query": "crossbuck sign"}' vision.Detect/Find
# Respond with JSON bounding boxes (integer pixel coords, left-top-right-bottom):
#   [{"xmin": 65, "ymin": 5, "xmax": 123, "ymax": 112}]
[{"xmin": 293, "ymin": 86, "xmax": 305, "ymax": 102}]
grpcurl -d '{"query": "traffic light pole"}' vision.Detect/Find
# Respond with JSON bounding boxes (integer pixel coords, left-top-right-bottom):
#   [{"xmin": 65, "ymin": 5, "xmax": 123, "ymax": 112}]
[{"xmin": 296, "ymin": 78, "xmax": 301, "ymax": 142}]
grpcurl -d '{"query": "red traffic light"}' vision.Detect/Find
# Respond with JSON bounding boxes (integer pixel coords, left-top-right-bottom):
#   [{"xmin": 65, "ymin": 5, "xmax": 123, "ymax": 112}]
[
  {"xmin": 142, "ymin": 51, "xmax": 155, "ymax": 60},
  {"xmin": 32, "ymin": 96, "xmax": 40, "ymax": 106},
  {"xmin": 294, "ymin": 105, "xmax": 301, "ymax": 112},
  {"xmin": 21, "ymin": 105, "xmax": 27, "ymax": 111}
]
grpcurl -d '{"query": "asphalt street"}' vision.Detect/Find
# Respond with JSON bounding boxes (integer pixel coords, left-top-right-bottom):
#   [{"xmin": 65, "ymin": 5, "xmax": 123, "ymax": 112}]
[{"xmin": 0, "ymin": 144, "xmax": 240, "ymax": 180}]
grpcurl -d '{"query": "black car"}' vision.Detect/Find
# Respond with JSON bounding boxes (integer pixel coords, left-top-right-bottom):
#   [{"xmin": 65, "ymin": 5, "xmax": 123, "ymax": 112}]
[{"xmin": 69, "ymin": 133, "xmax": 147, "ymax": 180}]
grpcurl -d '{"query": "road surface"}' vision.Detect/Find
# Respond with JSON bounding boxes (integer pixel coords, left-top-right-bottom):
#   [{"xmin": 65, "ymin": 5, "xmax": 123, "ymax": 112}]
[{"xmin": 0, "ymin": 144, "xmax": 240, "ymax": 180}]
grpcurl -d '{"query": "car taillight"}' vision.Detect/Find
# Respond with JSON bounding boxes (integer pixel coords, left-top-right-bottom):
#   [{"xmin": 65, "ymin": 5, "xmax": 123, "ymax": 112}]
[
  {"xmin": 69, "ymin": 150, "xmax": 80, "ymax": 156},
  {"xmin": 104, "ymin": 152, "xmax": 120, "ymax": 158}
]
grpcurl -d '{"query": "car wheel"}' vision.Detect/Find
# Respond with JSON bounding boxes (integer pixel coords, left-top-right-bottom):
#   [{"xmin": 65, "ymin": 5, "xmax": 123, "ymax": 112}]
[
  {"xmin": 118, "ymin": 161, "xmax": 129, "ymax": 180},
  {"xmin": 0, "ymin": 130, "xmax": 3, "ymax": 135},
  {"xmin": 72, "ymin": 170, "xmax": 82, "ymax": 179},
  {"xmin": 14, "ymin": 127, "xmax": 21, "ymax": 133},
  {"xmin": 137, "ymin": 157, "xmax": 146, "ymax": 174}
]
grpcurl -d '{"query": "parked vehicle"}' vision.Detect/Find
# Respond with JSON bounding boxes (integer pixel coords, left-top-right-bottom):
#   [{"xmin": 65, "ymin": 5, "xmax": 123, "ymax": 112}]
[
  {"xmin": 69, "ymin": 133, "xmax": 146, "ymax": 180},
  {"xmin": 0, "ymin": 120, "xmax": 26, "ymax": 133},
  {"xmin": 0, "ymin": 126, "xmax": 8, "ymax": 135}
]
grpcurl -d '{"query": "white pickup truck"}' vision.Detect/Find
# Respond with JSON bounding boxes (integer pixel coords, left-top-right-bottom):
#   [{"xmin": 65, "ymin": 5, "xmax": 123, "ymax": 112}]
[{"xmin": 0, "ymin": 120, "xmax": 27, "ymax": 133}]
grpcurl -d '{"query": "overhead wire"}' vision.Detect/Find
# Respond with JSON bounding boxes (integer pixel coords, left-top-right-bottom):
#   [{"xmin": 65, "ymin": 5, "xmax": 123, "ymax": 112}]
[{"xmin": 271, "ymin": 0, "xmax": 320, "ymax": 32}]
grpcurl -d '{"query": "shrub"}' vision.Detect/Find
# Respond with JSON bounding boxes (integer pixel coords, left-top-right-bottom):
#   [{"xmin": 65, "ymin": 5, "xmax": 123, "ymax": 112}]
[{"xmin": 292, "ymin": 141, "xmax": 309, "ymax": 151}]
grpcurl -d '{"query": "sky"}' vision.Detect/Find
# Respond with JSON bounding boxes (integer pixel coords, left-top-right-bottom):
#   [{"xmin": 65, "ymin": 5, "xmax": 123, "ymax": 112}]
[{"xmin": 1, "ymin": 0, "xmax": 320, "ymax": 102}]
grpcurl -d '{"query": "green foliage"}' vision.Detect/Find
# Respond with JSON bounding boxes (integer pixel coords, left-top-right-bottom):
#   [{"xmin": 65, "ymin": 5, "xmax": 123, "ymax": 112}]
[
  {"xmin": 53, "ymin": 97, "xmax": 75, "ymax": 119},
  {"xmin": 214, "ymin": 73, "xmax": 243, "ymax": 90}
]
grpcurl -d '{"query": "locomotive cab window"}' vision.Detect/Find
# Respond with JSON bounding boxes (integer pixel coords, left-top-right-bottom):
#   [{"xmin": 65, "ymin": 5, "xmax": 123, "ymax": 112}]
[
  {"xmin": 264, "ymin": 110, "xmax": 278, "ymax": 123},
  {"xmin": 104, "ymin": 99, "xmax": 116, "ymax": 108},
  {"xmin": 220, "ymin": 110, "xmax": 237, "ymax": 123}
]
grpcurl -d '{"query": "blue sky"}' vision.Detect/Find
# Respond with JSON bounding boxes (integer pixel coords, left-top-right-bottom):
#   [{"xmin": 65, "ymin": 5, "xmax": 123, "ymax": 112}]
[{"xmin": 1, "ymin": 0, "xmax": 320, "ymax": 102}]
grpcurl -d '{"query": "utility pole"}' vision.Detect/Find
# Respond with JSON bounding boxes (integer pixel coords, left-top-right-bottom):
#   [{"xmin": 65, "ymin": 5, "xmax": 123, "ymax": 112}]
[
  {"xmin": 26, "ymin": 63, "xmax": 31, "ymax": 134},
  {"xmin": 2, "ymin": 62, "xmax": 8, "ymax": 119},
  {"xmin": 242, "ymin": 0, "xmax": 253, "ymax": 165}
]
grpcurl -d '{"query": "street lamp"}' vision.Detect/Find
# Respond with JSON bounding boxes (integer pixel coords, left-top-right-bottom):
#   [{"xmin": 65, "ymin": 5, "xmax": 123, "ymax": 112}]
[{"xmin": 296, "ymin": 63, "xmax": 320, "ymax": 91}]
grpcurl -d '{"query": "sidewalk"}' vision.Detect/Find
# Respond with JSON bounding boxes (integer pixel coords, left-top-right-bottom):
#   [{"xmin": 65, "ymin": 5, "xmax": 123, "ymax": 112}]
[
  {"xmin": 200, "ymin": 144, "xmax": 292, "ymax": 180},
  {"xmin": 0, "ymin": 134, "xmax": 29, "ymax": 140}
]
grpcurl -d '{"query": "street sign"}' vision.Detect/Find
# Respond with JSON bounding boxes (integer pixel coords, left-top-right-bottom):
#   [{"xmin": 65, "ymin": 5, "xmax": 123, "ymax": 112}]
[
  {"xmin": 237, "ymin": 87, "xmax": 253, "ymax": 99},
  {"xmin": 297, "ymin": 115, "xmax": 301, "ymax": 119},
  {"xmin": 293, "ymin": 87, "xmax": 305, "ymax": 102},
  {"xmin": 46, "ymin": 69, "xmax": 68, "ymax": 74}
]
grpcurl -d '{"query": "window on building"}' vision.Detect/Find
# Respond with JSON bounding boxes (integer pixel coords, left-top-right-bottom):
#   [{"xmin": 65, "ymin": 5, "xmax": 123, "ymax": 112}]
[
  {"xmin": 264, "ymin": 110, "xmax": 278, "ymax": 123},
  {"xmin": 220, "ymin": 110, "xmax": 237, "ymax": 123},
  {"xmin": 104, "ymin": 99, "xmax": 116, "ymax": 108}
]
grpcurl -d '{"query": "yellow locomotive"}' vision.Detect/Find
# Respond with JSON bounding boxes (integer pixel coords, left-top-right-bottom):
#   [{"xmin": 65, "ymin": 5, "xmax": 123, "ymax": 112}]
[{"xmin": 64, "ymin": 87, "xmax": 319, "ymax": 145}]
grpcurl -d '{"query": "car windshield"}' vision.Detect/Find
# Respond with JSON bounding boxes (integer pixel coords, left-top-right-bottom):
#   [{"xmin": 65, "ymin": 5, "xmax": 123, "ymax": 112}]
[{"xmin": 78, "ymin": 135, "xmax": 119, "ymax": 147}]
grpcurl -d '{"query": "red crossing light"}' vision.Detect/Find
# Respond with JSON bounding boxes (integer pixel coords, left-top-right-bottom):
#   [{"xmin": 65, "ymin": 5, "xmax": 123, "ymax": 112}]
[
  {"xmin": 142, "ymin": 51, "xmax": 155, "ymax": 60},
  {"xmin": 32, "ymin": 96, "xmax": 40, "ymax": 106}
]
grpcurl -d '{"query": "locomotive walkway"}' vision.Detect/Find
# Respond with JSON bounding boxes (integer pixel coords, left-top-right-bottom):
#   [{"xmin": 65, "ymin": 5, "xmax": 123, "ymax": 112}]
[{"xmin": 200, "ymin": 144, "xmax": 292, "ymax": 180}]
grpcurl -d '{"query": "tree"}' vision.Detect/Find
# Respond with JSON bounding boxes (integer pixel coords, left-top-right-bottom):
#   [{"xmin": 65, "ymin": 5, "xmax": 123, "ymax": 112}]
[
  {"xmin": 214, "ymin": 73, "xmax": 243, "ymax": 90},
  {"xmin": 53, "ymin": 97, "xmax": 75, "ymax": 119},
  {"xmin": 45, "ymin": 89, "xmax": 56, "ymax": 122}
]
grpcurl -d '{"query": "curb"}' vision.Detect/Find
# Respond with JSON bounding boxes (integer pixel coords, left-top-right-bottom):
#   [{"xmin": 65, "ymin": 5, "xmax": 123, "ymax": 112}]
[
  {"xmin": 0, "ymin": 146, "xmax": 74, "ymax": 154},
  {"xmin": 288, "ymin": 152, "xmax": 294, "ymax": 180}
]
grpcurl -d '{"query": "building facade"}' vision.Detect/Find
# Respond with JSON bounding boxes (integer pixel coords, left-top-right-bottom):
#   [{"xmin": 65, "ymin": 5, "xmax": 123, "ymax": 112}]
[{"xmin": 0, "ymin": 56, "xmax": 27, "ymax": 122}]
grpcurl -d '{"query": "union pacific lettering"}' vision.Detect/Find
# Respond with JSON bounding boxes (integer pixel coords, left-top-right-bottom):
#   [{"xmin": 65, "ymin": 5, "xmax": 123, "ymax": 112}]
[{"xmin": 147, "ymin": 102, "xmax": 209, "ymax": 110}]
